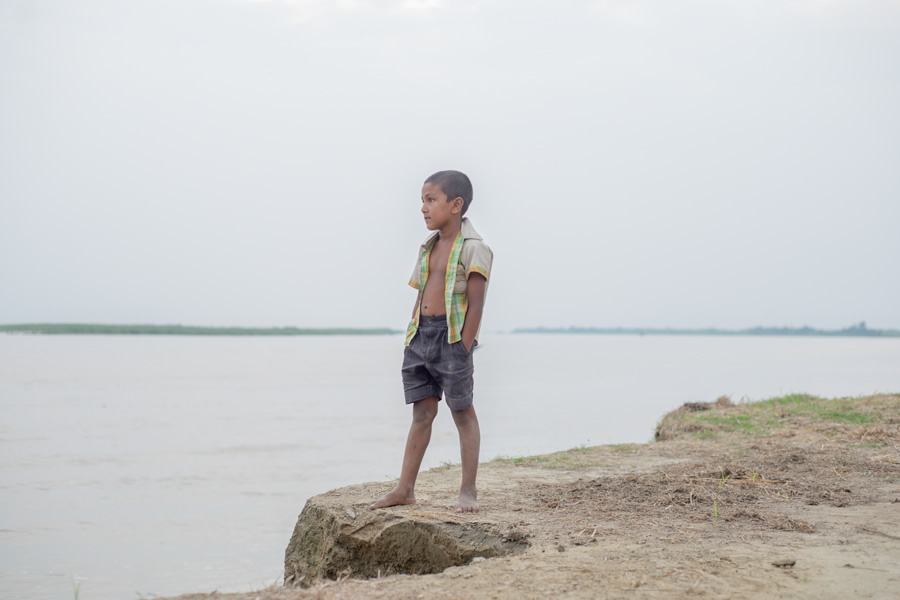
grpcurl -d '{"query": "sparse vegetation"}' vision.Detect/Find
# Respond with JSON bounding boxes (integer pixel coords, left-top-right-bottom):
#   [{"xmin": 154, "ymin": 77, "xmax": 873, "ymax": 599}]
[
  {"xmin": 610, "ymin": 443, "xmax": 636, "ymax": 453},
  {"xmin": 493, "ymin": 448, "xmax": 596, "ymax": 470},
  {"xmin": 655, "ymin": 393, "xmax": 899, "ymax": 442}
]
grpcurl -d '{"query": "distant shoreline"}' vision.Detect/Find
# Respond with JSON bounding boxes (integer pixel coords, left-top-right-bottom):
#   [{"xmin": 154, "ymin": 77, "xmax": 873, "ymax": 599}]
[
  {"xmin": 513, "ymin": 323, "xmax": 900, "ymax": 338},
  {"xmin": 0, "ymin": 324, "xmax": 401, "ymax": 336},
  {"xmin": 3, "ymin": 323, "xmax": 898, "ymax": 338}
]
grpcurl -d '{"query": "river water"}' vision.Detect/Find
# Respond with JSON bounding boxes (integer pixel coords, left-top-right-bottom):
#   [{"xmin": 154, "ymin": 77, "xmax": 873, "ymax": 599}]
[{"xmin": 1, "ymin": 333, "xmax": 898, "ymax": 599}]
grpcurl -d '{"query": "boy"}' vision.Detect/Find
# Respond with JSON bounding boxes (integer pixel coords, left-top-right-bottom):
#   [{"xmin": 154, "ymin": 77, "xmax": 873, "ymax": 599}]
[{"xmin": 371, "ymin": 170, "xmax": 493, "ymax": 513}]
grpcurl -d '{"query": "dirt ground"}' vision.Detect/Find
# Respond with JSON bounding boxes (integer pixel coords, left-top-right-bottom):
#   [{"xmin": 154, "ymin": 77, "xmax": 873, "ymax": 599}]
[{"xmin": 166, "ymin": 394, "xmax": 900, "ymax": 600}]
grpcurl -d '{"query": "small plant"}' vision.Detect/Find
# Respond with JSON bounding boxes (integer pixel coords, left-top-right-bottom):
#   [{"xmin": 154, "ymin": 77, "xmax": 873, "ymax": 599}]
[
  {"xmin": 72, "ymin": 581, "xmax": 81, "ymax": 600},
  {"xmin": 719, "ymin": 471, "xmax": 730, "ymax": 489},
  {"xmin": 713, "ymin": 472, "xmax": 730, "ymax": 522}
]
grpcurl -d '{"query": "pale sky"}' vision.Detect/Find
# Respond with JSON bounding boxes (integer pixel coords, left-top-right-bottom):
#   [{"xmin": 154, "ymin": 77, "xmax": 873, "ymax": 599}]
[{"xmin": 2, "ymin": 0, "xmax": 898, "ymax": 332}]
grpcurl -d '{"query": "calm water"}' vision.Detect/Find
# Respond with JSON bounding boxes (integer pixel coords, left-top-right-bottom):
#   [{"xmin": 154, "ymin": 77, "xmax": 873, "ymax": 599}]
[{"xmin": 1, "ymin": 334, "xmax": 898, "ymax": 599}]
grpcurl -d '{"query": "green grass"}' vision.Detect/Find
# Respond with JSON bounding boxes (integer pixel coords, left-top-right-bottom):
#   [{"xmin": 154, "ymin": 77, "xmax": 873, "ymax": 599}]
[
  {"xmin": 658, "ymin": 393, "xmax": 898, "ymax": 441},
  {"xmin": 761, "ymin": 394, "xmax": 877, "ymax": 423},
  {"xmin": 695, "ymin": 414, "xmax": 756, "ymax": 432}
]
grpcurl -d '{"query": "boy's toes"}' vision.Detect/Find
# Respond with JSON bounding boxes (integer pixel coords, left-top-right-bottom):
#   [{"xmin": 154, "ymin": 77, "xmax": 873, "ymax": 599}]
[
  {"xmin": 455, "ymin": 493, "xmax": 479, "ymax": 513},
  {"xmin": 370, "ymin": 489, "xmax": 415, "ymax": 509}
]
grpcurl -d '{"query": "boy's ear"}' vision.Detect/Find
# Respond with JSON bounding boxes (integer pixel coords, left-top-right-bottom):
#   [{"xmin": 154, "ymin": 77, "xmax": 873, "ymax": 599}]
[{"xmin": 451, "ymin": 196, "xmax": 463, "ymax": 214}]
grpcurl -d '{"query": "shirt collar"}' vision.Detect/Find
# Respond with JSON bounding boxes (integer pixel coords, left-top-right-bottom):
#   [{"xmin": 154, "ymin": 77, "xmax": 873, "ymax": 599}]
[{"xmin": 420, "ymin": 217, "xmax": 482, "ymax": 250}]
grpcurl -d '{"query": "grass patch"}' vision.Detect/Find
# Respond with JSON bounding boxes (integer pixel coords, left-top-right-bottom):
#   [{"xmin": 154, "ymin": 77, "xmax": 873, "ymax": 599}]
[
  {"xmin": 493, "ymin": 447, "xmax": 599, "ymax": 469},
  {"xmin": 568, "ymin": 444, "xmax": 592, "ymax": 452},
  {"xmin": 656, "ymin": 393, "xmax": 900, "ymax": 442},
  {"xmin": 610, "ymin": 443, "xmax": 637, "ymax": 452},
  {"xmin": 693, "ymin": 413, "xmax": 756, "ymax": 433},
  {"xmin": 756, "ymin": 393, "xmax": 878, "ymax": 424}
]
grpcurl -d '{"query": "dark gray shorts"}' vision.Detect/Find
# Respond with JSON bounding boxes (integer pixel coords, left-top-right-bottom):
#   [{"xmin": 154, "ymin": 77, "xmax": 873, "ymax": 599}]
[{"xmin": 401, "ymin": 314, "xmax": 474, "ymax": 410}]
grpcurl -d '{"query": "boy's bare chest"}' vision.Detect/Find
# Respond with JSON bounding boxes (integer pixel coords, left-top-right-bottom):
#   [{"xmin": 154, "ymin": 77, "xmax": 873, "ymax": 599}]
[
  {"xmin": 428, "ymin": 246, "xmax": 450, "ymax": 283},
  {"xmin": 421, "ymin": 241, "xmax": 453, "ymax": 315},
  {"xmin": 427, "ymin": 242, "xmax": 452, "ymax": 282}
]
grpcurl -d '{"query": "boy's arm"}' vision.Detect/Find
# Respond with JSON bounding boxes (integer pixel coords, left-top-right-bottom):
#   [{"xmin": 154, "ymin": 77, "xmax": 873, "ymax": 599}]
[{"xmin": 460, "ymin": 273, "xmax": 487, "ymax": 353}]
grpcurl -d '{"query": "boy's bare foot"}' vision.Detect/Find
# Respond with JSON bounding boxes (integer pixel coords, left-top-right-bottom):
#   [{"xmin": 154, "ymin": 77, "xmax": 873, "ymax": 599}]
[
  {"xmin": 370, "ymin": 488, "xmax": 415, "ymax": 509},
  {"xmin": 456, "ymin": 489, "xmax": 479, "ymax": 513}
]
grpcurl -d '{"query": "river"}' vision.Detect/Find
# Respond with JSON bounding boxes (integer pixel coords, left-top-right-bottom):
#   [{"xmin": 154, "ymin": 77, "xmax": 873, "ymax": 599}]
[{"xmin": 1, "ymin": 333, "xmax": 898, "ymax": 599}]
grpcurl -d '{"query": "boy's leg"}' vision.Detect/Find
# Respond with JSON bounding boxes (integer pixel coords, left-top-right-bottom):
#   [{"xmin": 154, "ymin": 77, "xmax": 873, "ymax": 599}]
[
  {"xmin": 450, "ymin": 405, "xmax": 480, "ymax": 513},
  {"xmin": 370, "ymin": 396, "xmax": 439, "ymax": 508}
]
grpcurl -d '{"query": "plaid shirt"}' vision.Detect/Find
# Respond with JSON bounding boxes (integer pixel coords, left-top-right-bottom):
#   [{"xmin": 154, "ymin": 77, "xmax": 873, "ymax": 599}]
[{"xmin": 405, "ymin": 218, "xmax": 493, "ymax": 346}]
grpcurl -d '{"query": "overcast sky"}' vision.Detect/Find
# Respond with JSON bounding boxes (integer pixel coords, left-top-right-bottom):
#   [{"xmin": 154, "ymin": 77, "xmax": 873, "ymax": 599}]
[{"xmin": 2, "ymin": 0, "xmax": 898, "ymax": 332}]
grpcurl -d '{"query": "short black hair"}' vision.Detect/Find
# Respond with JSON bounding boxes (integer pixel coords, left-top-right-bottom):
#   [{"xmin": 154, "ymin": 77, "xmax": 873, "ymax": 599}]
[{"xmin": 424, "ymin": 170, "xmax": 473, "ymax": 216}]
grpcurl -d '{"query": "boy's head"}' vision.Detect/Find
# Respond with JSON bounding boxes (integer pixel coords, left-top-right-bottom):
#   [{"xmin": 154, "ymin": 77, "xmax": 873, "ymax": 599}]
[{"xmin": 424, "ymin": 170, "xmax": 473, "ymax": 217}]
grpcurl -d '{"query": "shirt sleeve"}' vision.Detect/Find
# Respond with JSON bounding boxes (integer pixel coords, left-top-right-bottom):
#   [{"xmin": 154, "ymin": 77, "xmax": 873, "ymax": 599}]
[{"xmin": 461, "ymin": 239, "xmax": 492, "ymax": 282}]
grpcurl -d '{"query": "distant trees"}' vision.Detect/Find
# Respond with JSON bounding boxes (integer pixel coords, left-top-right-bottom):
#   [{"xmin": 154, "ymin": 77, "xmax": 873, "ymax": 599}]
[
  {"xmin": 0, "ymin": 324, "xmax": 400, "ymax": 336},
  {"xmin": 513, "ymin": 323, "xmax": 898, "ymax": 337}
]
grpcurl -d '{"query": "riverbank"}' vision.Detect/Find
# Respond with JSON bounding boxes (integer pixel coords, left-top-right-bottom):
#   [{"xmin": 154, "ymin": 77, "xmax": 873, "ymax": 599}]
[{"xmin": 164, "ymin": 393, "xmax": 900, "ymax": 599}]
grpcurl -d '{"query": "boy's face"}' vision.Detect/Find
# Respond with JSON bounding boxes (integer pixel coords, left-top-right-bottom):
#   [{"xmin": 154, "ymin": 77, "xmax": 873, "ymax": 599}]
[{"xmin": 421, "ymin": 182, "xmax": 462, "ymax": 231}]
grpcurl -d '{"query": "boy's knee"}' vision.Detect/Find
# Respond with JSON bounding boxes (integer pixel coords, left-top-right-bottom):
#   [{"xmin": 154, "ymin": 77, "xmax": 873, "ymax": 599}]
[
  {"xmin": 411, "ymin": 397, "xmax": 439, "ymax": 425},
  {"xmin": 450, "ymin": 405, "xmax": 477, "ymax": 426}
]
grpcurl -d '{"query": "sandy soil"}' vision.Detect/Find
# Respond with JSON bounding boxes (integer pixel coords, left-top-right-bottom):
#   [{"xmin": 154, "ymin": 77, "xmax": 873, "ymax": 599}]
[{"xmin": 165, "ymin": 395, "xmax": 900, "ymax": 600}]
